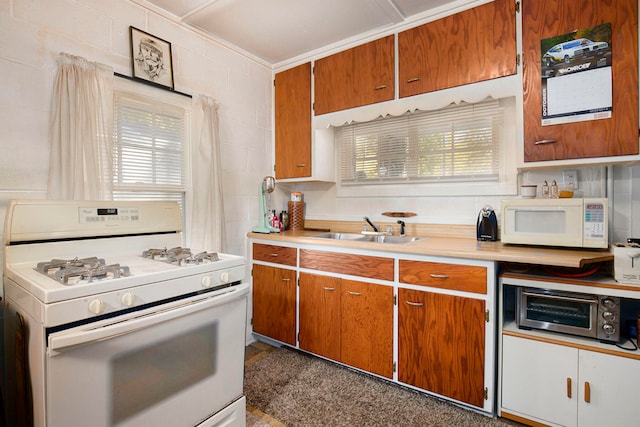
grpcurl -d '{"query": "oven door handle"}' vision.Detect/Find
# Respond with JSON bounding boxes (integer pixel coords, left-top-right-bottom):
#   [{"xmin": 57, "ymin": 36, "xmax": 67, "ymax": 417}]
[
  {"xmin": 521, "ymin": 290, "xmax": 597, "ymax": 304},
  {"xmin": 48, "ymin": 284, "xmax": 249, "ymax": 356}
]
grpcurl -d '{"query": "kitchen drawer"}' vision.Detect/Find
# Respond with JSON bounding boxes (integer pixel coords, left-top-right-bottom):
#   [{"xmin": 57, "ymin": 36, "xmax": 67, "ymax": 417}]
[
  {"xmin": 299, "ymin": 249, "xmax": 394, "ymax": 281},
  {"xmin": 252, "ymin": 243, "xmax": 297, "ymax": 266},
  {"xmin": 399, "ymin": 260, "xmax": 486, "ymax": 294}
]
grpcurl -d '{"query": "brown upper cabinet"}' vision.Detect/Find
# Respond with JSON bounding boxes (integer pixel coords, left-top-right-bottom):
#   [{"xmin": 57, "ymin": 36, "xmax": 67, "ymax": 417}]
[
  {"xmin": 398, "ymin": 0, "xmax": 517, "ymax": 98},
  {"xmin": 274, "ymin": 62, "xmax": 312, "ymax": 179},
  {"xmin": 313, "ymin": 35, "xmax": 395, "ymax": 115},
  {"xmin": 522, "ymin": 0, "xmax": 639, "ymax": 162}
]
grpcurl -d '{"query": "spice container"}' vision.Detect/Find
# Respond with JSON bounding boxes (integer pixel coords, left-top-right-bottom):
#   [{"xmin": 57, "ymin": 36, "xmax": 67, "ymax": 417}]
[
  {"xmin": 550, "ymin": 180, "xmax": 558, "ymax": 198},
  {"xmin": 541, "ymin": 180, "xmax": 550, "ymax": 198}
]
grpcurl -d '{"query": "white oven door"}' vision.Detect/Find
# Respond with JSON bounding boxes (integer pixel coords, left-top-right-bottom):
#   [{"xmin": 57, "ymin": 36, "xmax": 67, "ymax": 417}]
[{"xmin": 46, "ymin": 284, "xmax": 249, "ymax": 427}]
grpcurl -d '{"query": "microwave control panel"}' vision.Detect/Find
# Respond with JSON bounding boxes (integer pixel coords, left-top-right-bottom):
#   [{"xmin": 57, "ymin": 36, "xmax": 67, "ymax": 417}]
[{"xmin": 584, "ymin": 202, "xmax": 606, "ymax": 240}]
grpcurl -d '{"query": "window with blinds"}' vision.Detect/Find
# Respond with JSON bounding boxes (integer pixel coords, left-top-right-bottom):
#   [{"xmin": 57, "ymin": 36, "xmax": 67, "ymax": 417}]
[
  {"xmin": 112, "ymin": 92, "xmax": 187, "ymax": 207},
  {"xmin": 337, "ymin": 99, "xmax": 503, "ymax": 186}
]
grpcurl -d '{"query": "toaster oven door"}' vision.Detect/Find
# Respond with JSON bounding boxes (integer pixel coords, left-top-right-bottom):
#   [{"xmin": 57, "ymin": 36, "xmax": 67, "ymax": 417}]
[{"xmin": 517, "ymin": 288, "xmax": 598, "ymax": 338}]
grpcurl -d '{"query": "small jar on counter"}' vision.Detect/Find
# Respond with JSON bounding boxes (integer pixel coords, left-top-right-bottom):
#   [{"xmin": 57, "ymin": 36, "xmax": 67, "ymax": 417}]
[
  {"xmin": 541, "ymin": 180, "xmax": 550, "ymax": 198},
  {"xmin": 550, "ymin": 180, "xmax": 559, "ymax": 198},
  {"xmin": 279, "ymin": 211, "xmax": 289, "ymax": 231}
]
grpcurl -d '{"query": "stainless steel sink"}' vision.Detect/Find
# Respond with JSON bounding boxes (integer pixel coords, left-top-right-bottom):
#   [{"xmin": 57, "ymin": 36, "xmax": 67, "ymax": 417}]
[
  {"xmin": 310, "ymin": 232, "xmax": 370, "ymax": 241},
  {"xmin": 374, "ymin": 235, "xmax": 423, "ymax": 244},
  {"xmin": 310, "ymin": 232, "xmax": 423, "ymax": 245}
]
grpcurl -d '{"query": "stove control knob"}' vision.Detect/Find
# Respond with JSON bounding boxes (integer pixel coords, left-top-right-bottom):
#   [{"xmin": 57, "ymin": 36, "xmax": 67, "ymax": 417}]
[
  {"xmin": 201, "ymin": 275, "xmax": 212, "ymax": 288},
  {"xmin": 121, "ymin": 292, "xmax": 136, "ymax": 307},
  {"xmin": 220, "ymin": 271, "xmax": 230, "ymax": 283},
  {"xmin": 88, "ymin": 298, "xmax": 105, "ymax": 315},
  {"xmin": 602, "ymin": 298, "xmax": 617, "ymax": 309},
  {"xmin": 602, "ymin": 311, "xmax": 616, "ymax": 321}
]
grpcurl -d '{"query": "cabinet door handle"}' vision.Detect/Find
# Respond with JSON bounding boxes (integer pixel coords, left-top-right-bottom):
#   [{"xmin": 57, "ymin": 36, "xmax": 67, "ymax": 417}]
[
  {"xmin": 566, "ymin": 378, "xmax": 572, "ymax": 399},
  {"xmin": 374, "ymin": 84, "xmax": 387, "ymax": 90},
  {"xmin": 405, "ymin": 301, "xmax": 424, "ymax": 306},
  {"xmin": 296, "ymin": 163, "xmax": 307, "ymax": 167},
  {"xmin": 584, "ymin": 382, "xmax": 591, "ymax": 403},
  {"xmin": 534, "ymin": 139, "xmax": 557, "ymax": 145},
  {"xmin": 429, "ymin": 274, "xmax": 449, "ymax": 279},
  {"xmin": 406, "ymin": 77, "xmax": 421, "ymax": 83},
  {"xmin": 348, "ymin": 291, "xmax": 362, "ymax": 296},
  {"xmin": 323, "ymin": 287, "xmax": 336, "ymax": 291},
  {"xmin": 280, "ymin": 278, "xmax": 291, "ymax": 282}
]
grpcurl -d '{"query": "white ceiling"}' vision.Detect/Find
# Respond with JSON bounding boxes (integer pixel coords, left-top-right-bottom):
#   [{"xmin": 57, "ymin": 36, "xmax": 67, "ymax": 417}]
[{"xmin": 136, "ymin": 0, "xmax": 466, "ymax": 65}]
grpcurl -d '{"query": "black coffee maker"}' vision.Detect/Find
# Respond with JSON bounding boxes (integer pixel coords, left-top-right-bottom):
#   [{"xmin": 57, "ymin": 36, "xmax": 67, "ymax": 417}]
[{"xmin": 476, "ymin": 205, "xmax": 498, "ymax": 241}]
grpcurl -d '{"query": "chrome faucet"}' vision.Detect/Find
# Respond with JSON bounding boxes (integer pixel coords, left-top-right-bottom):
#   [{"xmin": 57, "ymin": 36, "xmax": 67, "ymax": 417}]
[{"xmin": 363, "ymin": 216, "xmax": 379, "ymax": 233}]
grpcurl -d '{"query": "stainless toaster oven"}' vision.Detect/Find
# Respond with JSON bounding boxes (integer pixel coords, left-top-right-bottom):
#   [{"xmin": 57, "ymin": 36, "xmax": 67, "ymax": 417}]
[{"xmin": 517, "ymin": 287, "xmax": 620, "ymax": 342}]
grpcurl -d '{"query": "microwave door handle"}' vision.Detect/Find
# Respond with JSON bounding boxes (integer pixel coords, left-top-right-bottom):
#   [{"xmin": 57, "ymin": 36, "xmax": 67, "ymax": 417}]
[{"xmin": 521, "ymin": 291, "xmax": 596, "ymax": 305}]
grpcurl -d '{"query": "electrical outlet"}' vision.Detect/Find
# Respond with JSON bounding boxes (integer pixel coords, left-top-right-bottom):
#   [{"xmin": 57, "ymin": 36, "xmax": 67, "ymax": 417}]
[{"xmin": 563, "ymin": 169, "xmax": 578, "ymax": 187}]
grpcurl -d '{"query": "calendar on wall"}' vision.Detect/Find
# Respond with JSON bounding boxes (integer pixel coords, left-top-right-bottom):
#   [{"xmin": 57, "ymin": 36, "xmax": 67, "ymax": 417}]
[{"xmin": 540, "ymin": 23, "xmax": 612, "ymax": 126}]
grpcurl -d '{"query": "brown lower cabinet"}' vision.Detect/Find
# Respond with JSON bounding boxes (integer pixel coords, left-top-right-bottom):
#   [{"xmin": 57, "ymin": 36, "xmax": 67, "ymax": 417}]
[
  {"xmin": 298, "ymin": 272, "xmax": 394, "ymax": 378},
  {"xmin": 298, "ymin": 273, "xmax": 341, "ymax": 360},
  {"xmin": 398, "ymin": 288, "xmax": 486, "ymax": 407},
  {"xmin": 252, "ymin": 264, "xmax": 297, "ymax": 345}
]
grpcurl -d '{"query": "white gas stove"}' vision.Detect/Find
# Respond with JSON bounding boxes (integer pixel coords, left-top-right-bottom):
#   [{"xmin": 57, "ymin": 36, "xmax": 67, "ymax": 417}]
[{"xmin": 3, "ymin": 199, "xmax": 248, "ymax": 427}]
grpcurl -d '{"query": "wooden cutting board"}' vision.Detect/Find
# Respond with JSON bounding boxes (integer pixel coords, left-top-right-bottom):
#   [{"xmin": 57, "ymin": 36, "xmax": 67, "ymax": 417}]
[{"xmin": 381, "ymin": 212, "xmax": 417, "ymax": 218}]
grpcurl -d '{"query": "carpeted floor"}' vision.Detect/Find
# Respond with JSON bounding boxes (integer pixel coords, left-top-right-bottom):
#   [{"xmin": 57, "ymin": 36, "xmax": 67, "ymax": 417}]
[{"xmin": 244, "ymin": 342, "xmax": 523, "ymax": 427}]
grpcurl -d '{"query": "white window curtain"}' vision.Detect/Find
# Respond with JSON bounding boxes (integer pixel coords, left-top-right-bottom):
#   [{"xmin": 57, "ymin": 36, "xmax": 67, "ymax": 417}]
[
  {"xmin": 189, "ymin": 95, "xmax": 226, "ymax": 252},
  {"xmin": 47, "ymin": 52, "xmax": 114, "ymax": 200}
]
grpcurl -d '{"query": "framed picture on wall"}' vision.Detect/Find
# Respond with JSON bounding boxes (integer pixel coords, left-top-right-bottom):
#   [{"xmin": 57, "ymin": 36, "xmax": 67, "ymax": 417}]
[{"xmin": 129, "ymin": 26, "xmax": 174, "ymax": 90}]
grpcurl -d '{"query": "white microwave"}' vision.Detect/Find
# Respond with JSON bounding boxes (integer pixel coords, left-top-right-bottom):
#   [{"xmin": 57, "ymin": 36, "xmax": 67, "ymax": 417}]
[{"xmin": 500, "ymin": 198, "xmax": 608, "ymax": 249}]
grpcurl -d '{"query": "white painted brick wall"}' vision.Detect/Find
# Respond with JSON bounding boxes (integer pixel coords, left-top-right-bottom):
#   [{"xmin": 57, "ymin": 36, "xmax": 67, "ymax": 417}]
[
  {"xmin": 2, "ymin": 0, "xmax": 639, "ymax": 270},
  {"xmin": 0, "ymin": 0, "xmax": 273, "ymax": 260}
]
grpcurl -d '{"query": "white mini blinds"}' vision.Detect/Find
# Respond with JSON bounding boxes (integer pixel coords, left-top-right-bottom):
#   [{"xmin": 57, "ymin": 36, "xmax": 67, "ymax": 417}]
[
  {"xmin": 337, "ymin": 99, "xmax": 503, "ymax": 185},
  {"xmin": 112, "ymin": 93, "xmax": 186, "ymax": 205}
]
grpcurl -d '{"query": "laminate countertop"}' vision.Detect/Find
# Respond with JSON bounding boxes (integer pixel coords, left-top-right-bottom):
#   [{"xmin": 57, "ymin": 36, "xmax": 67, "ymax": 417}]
[{"xmin": 247, "ymin": 230, "xmax": 613, "ymax": 268}]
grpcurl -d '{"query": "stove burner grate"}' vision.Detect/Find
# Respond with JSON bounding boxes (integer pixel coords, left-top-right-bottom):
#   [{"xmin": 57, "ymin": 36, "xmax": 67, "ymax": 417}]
[
  {"xmin": 36, "ymin": 257, "xmax": 105, "ymax": 275},
  {"xmin": 142, "ymin": 247, "xmax": 220, "ymax": 266},
  {"xmin": 35, "ymin": 257, "xmax": 132, "ymax": 285}
]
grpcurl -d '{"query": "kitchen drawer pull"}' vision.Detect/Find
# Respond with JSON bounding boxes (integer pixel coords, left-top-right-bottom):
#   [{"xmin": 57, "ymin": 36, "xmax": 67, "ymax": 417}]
[
  {"xmin": 348, "ymin": 291, "xmax": 362, "ymax": 296},
  {"xmin": 405, "ymin": 301, "xmax": 424, "ymax": 307},
  {"xmin": 296, "ymin": 163, "xmax": 307, "ymax": 167},
  {"xmin": 280, "ymin": 278, "xmax": 291, "ymax": 282},
  {"xmin": 534, "ymin": 139, "xmax": 557, "ymax": 145},
  {"xmin": 584, "ymin": 382, "xmax": 591, "ymax": 403},
  {"xmin": 566, "ymin": 378, "xmax": 572, "ymax": 399},
  {"xmin": 323, "ymin": 287, "xmax": 336, "ymax": 291},
  {"xmin": 374, "ymin": 85, "xmax": 387, "ymax": 90},
  {"xmin": 429, "ymin": 274, "xmax": 449, "ymax": 279},
  {"xmin": 269, "ymin": 253, "xmax": 279, "ymax": 257},
  {"xmin": 406, "ymin": 77, "xmax": 421, "ymax": 83}
]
